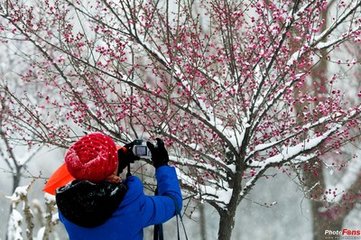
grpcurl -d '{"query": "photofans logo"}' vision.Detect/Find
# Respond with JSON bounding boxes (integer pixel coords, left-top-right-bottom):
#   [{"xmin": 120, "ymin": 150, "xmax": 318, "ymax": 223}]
[{"xmin": 325, "ymin": 228, "xmax": 361, "ymax": 239}]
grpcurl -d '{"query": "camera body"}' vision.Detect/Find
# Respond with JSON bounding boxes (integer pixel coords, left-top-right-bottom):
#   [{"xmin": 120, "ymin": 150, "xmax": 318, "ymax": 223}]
[{"xmin": 132, "ymin": 139, "xmax": 152, "ymax": 159}]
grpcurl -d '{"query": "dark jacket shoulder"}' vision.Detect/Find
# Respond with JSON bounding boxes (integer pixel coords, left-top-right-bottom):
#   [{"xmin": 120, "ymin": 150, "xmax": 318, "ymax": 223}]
[{"xmin": 56, "ymin": 180, "xmax": 128, "ymax": 228}]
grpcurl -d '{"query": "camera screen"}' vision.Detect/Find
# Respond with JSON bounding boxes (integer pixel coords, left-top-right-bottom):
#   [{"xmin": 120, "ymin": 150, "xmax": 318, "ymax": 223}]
[{"xmin": 135, "ymin": 146, "xmax": 147, "ymax": 156}]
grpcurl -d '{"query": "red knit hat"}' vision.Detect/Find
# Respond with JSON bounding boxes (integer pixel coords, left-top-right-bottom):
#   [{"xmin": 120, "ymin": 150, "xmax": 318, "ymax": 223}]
[{"xmin": 64, "ymin": 132, "xmax": 118, "ymax": 182}]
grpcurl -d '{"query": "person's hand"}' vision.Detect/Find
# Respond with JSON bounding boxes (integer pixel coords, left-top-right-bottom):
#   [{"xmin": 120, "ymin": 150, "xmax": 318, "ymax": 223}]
[
  {"xmin": 105, "ymin": 174, "xmax": 121, "ymax": 183},
  {"xmin": 117, "ymin": 141, "xmax": 140, "ymax": 174},
  {"xmin": 146, "ymin": 138, "xmax": 169, "ymax": 168}
]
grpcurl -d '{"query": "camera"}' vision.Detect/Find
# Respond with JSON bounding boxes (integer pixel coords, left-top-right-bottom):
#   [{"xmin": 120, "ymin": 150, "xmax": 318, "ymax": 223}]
[{"xmin": 132, "ymin": 139, "xmax": 152, "ymax": 159}]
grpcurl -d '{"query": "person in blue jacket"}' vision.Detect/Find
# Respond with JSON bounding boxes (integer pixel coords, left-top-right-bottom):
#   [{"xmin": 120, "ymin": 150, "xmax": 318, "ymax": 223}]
[{"xmin": 55, "ymin": 132, "xmax": 182, "ymax": 240}]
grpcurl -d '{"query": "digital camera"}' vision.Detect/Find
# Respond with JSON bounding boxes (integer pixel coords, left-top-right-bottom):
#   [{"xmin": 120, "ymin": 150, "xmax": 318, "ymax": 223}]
[{"xmin": 132, "ymin": 139, "xmax": 152, "ymax": 159}]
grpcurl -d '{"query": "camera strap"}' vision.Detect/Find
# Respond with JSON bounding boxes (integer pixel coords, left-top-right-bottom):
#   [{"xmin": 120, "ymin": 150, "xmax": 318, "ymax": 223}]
[
  {"xmin": 153, "ymin": 190, "xmax": 189, "ymax": 240},
  {"xmin": 153, "ymin": 188, "xmax": 164, "ymax": 240},
  {"xmin": 166, "ymin": 195, "xmax": 189, "ymax": 240},
  {"xmin": 153, "ymin": 222, "xmax": 164, "ymax": 240},
  {"xmin": 126, "ymin": 164, "xmax": 132, "ymax": 177}
]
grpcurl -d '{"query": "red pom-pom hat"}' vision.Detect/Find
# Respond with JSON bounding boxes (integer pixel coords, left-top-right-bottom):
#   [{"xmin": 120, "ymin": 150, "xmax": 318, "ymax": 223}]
[{"xmin": 65, "ymin": 132, "xmax": 118, "ymax": 182}]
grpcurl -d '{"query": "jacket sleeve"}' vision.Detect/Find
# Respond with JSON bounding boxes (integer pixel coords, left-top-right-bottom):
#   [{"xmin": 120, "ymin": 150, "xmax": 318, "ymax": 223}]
[{"xmin": 140, "ymin": 165, "xmax": 182, "ymax": 227}]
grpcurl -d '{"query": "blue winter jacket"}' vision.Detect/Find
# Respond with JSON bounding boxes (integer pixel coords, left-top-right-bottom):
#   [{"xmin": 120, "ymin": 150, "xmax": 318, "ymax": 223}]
[{"xmin": 57, "ymin": 166, "xmax": 182, "ymax": 240}]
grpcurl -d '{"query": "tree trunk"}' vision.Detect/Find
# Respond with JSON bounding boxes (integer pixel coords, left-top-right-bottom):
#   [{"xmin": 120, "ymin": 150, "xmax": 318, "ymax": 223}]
[
  {"xmin": 6, "ymin": 170, "xmax": 22, "ymax": 240},
  {"xmin": 218, "ymin": 209, "xmax": 236, "ymax": 240},
  {"xmin": 309, "ymin": 172, "xmax": 361, "ymax": 240},
  {"xmin": 199, "ymin": 204, "xmax": 207, "ymax": 240},
  {"xmin": 12, "ymin": 172, "xmax": 21, "ymax": 193},
  {"xmin": 310, "ymin": 201, "xmax": 345, "ymax": 240}
]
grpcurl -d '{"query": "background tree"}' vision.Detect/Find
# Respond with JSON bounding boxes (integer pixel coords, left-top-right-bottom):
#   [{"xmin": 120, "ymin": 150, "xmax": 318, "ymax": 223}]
[
  {"xmin": 281, "ymin": 1, "xmax": 361, "ymax": 239},
  {"xmin": 299, "ymin": 31, "xmax": 361, "ymax": 240},
  {"xmin": 0, "ymin": 0, "xmax": 360, "ymax": 239},
  {"xmin": 0, "ymin": 31, "xmax": 57, "ymax": 240}
]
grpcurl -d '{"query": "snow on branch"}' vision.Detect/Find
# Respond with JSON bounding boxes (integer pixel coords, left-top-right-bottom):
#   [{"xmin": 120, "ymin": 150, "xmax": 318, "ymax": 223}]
[
  {"xmin": 176, "ymin": 168, "xmax": 232, "ymax": 209},
  {"xmin": 248, "ymin": 105, "xmax": 361, "ymax": 163},
  {"xmin": 251, "ymin": 124, "xmax": 341, "ymax": 168},
  {"xmin": 170, "ymin": 155, "xmax": 230, "ymax": 179},
  {"xmin": 315, "ymin": 26, "xmax": 361, "ymax": 50},
  {"xmin": 6, "ymin": 182, "xmax": 59, "ymax": 240},
  {"xmin": 240, "ymin": 113, "xmax": 359, "ymax": 199},
  {"xmin": 7, "ymin": 209, "xmax": 23, "ymax": 240},
  {"xmin": 6, "ymin": 183, "xmax": 34, "ymax": 240},
  {"xmin": 287, "ymin": 0, "xmax": 361, "ymax": 66},
  {"xmin": 313, "ymin": 1, "xmax": 361, "ymax": 46}
]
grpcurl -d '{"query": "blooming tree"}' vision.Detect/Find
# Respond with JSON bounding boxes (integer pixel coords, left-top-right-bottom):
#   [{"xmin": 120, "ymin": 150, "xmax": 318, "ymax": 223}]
[
  {"xmin": 0, "ymin": 36, "xmax": 56, "ymax": 240},
  {"xmin": 1, "ymin": 0, "xmax": 361, "ymax": 239}
]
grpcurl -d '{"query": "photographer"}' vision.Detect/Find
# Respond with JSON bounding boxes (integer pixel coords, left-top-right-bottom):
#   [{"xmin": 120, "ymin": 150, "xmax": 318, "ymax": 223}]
[{"xmin": 54, "ymin": 132, "xmax": 182, "ymax": 240}]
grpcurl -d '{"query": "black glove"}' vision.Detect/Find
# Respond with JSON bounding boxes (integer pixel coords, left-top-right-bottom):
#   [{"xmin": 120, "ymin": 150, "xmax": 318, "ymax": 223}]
[
  {"xmin": 117, "ymin": 141, "xmax": 140, "ymax": 174},
  {"xmin": 147, "ymin": 138, "xmax": 169, "ymax": 168}
]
